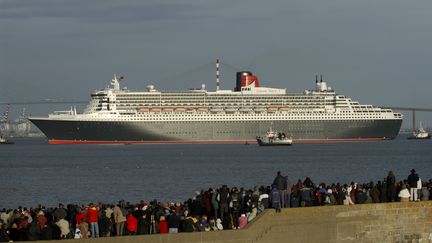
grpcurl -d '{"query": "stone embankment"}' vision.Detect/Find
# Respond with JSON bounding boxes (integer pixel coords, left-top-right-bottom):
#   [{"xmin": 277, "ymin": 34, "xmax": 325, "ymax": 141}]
[{"xmin": 35, "ymin": 201, "xmax": 432, "ymax": 243}]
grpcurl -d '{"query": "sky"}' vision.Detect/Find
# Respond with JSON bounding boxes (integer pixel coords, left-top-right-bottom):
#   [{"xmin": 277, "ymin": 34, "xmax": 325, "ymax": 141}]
[{"xmin": 1, "ymin": 0, "xmax": 432, "ymax": 126}]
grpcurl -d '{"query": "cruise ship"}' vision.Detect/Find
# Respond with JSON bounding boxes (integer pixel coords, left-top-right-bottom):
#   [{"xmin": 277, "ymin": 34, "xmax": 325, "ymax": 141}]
[{"xmin": 29, "ymin": 70, "xmax": 403, "ymax": 144}]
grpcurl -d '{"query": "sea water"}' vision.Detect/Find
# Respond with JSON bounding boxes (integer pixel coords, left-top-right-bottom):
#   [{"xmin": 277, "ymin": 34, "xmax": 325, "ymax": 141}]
[{"xmin": 1, "ymin": 135, "xmax": 431, "ymax": 208}]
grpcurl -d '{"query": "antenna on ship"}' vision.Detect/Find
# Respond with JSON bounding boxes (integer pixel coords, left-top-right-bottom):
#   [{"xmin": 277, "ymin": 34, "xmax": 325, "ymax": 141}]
[
  {"xmin": 216, "ymin": 58, "xmax": 220, "ymax": 91},
  {"xmin": 315, "ymin": 75, "xmax": 318, "ymax": 83},
  {"xmin": 320, "ymin": 74, "xmax": 323, "ymax": 83}
]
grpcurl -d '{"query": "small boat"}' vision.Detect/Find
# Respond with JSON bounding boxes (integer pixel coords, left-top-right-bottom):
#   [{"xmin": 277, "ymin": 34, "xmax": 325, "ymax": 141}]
[
  {"xmin": 407, "ymin": 122, "xmax": 431, "ymax": 139},
  {"xmin": 0, "ymin": 136, "xmax": 14, "ymax": 145},
  {"xmin": 256, "ymin": 128, "xmax": 292, "ymax": 146}
]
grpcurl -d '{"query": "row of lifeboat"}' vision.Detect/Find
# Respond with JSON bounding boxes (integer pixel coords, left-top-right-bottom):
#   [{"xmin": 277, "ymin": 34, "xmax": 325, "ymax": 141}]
[{"xmin": 137, "ymin": 106, "xmax": 289, "ymax": 113}]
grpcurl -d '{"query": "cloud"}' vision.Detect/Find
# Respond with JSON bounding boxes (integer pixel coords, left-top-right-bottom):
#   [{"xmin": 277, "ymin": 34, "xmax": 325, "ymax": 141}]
[{"xmin": 0, "ymin": 0, "xmax": 199, "ymax": 23}]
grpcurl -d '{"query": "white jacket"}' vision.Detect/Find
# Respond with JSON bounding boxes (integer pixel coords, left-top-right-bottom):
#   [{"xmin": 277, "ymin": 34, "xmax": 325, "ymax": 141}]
[{"xmin": 398, "ymin": 188, "xmax": 410, "ymax": 199}]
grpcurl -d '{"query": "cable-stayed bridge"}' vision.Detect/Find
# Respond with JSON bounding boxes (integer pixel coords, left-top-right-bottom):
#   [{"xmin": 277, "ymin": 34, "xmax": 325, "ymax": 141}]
[{"xmin": 382, "ymin": 107, "xmax": 432, "ymax": 131}]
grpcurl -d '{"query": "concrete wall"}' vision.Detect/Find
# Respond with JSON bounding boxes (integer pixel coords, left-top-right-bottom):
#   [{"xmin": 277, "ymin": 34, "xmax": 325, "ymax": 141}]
[
  {"xmin": 256, "ymin": 201, "xmax": 432, "ymax": 243},
  {"xmin": 36, "ymin": 201, "xmax": 432, "ymax": 243}
]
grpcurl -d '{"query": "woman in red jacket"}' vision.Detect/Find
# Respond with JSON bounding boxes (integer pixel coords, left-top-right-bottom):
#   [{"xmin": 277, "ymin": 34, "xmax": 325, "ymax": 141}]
[
  {"xmin": 86, "ymin": 204, "xmax": 99, "ymax": 238},
  {"xmin": 126, "ymin": 213, "xmax": 137, "ymax": 235},
  {"xmin": 158, "ymin": 216, "xmax": 168, "ymax": 234}
]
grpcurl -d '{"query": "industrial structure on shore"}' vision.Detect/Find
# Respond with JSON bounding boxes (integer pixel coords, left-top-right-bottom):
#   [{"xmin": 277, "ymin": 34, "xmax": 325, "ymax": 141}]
[{"xmin": 0, "ymin": 106, "xmax": 33, "ymax": 137}]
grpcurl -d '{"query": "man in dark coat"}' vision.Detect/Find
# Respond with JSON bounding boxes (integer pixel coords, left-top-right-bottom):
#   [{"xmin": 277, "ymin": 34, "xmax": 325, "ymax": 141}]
[
  {"xmin": 230, "ymin": 188, "xmax": 241, "ymax": 228},
  {"xmin": 98, "ymin": 213, "xmax": 112, "ymax": 237},
  {"xmin": 369, "ymin": 183, "xmax": 381, "ymax": 203},
  {"xmin": 408, "ymin": 169, "xmax": 420, "ymax": 201},
  {"xmin": 386, "ymin": 171, "xmax": 397, "ymax": 202},
  {"xmin": 218, "ymin": 185, "xmax": 230, "ymax": 226},
  {"xmin": 167, "ymin": 210, "xmax": 180, "ymax": 233},
  {"xmin": 379, "ymin": 180, "xmax": 388, "ymax": 203},
  {"xmin": 0, "ymin": 221, "xmax": 10, "ymax": 242},
  {"xmin": 273, "ymin": 171, "xmax": 287, "ymax": 208},
  {"xmin": 179, "ymin": 216, "xmax": 194, "ymax": 232},
  {"xmin": 53, "ymin": 204, "xmax": 67, "ymax": 220},
  {"xmin": 270, "ymin": 185, "xmax": 281, "ymax": 212},
  {"xmin": 27, "ymin": 218, "xmax": 41, "ymax": 241},
  {"xmin": 355, "ymin": 185, "xmax": 367, "ymax": 204}
]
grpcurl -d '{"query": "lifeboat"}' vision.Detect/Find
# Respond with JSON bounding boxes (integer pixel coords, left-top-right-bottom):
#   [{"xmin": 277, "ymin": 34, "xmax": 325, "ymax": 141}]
[
  {"xmin": 162, "ymin": 107, "xmax": 174, "ymax": 112},
  {"xmin": 225, "ymin": 107, "xmax": 238, "ymax": 113},
  {"xmin": 210, "ymin": 107, "xmax": 223, "ymax": 113},
  {"xmin": 239, "ymin": 107, "xmax": 253, "ymax": 113},
  {"xmin": 150, "ymin": 107, "xmax": 162, "ymax": 112},
  {"xmin": 197, "ymin": 106, "xmax": 209, "ymax": 112},
  {"xmin": 254, "ymin": 106, "xmax": 267, "ymax": 113},
  {"xmin": 279, "ymin": 106, "xmax": 289, "ymax": 111},
  {"xmin": 267, "ymin": 106, "xmax": 278, "ymax": 113},
  {"xmin": 138, "ymin": 107, "xmax": 150, "ymax": 112},
  {"xmin": 175, "ymin": 107, "xmax": 187, "ymax": 112}
]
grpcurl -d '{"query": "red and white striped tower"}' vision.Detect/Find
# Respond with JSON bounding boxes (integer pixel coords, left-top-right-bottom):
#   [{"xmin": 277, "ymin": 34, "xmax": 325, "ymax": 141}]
[{"xmin": 216, "ymin": 58, "xmax": 220, "ymax": 91}]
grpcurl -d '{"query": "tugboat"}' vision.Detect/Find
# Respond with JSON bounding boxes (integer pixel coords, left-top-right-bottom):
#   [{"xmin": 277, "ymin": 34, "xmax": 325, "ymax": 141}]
[
  {"xmin": 407, "ymin": 122, "xmax": 431, "ymax": 140},
  {"xmin": 256, "ymin": 128, "xmax": 293, "ymax": 146},
  {"xmin": 0, "ymin": 135, "xmax": 14, "ymax": 144}
]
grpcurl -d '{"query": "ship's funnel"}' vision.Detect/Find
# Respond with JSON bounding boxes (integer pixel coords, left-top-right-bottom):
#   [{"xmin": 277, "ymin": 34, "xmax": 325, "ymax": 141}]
[{"xmin": 235, "ymin": 71, "xmax": 260, "ymax": 91}]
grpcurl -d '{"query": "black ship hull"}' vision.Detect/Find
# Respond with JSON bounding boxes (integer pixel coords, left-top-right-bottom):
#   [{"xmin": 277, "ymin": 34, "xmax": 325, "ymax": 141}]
[
  {"xmin": 29, "ymin": 118, "xmax": 403, "ymax": 144},
  {"xmin": 256, "ymin": 139, "xmax": 293, "ymax": 146}
]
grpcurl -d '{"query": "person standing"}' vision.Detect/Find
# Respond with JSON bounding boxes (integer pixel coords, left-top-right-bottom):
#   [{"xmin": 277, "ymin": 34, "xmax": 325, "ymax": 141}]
[
  {"xmin": 285, "ymin": 176, "xmax": 292, "ymax": 208},
  {"xmin": 218, "ymin": 185, "xmax": 230, "ymax": 226},
  {"xmin": 158, "ymin": 216, "xmax": 168, "ymax": 234},
  {"xmin": 167, "ymin": 210, "xmax": 179, "ymax": 233},
  {"xmin": 407, "ymin": 169, "xmax": 419, "ymax": 201},
  {"xmin": 211, "ymin": 189, "xmax": 219, "ymax": 220},
  {"xmin": 398, "ymin": 184, "xmax": 411, "ymax": 202},
  {"xmin": 230, "ymin": 188, "xmax": 241, "ymax": 229},
  {"xmin": 0, "ymin": 220, "xmax": 10, "ymax": 242},
  {"xmin": 86, "ymin": 204, "xmax": 99, "ymax": 238},
  {"xmin": 126, "ymin": 213, "xmax": 137, "ymax": 235},
  {"xmin": 113, "ymin": 204, "xmax": 126, "ymax": 236},
  {"xmin": 53, "ymin": 204, "xmax": 67, "ymax": 221},
  {"xmin": 273, "ymin": 171, "xmax": 287, "ymax": 208},
  {"xmin": 386, "ymin": 171, "xmax": 397, "ymax": 202},
  {"xmin": 55, "ymin": 218, "xmax": 70, "ymax": 239},
  {"xmin": 420, "ymin": 182, "xmax": 430, "ymax": 201},
  {"xmin": 270, "ymin": 185, "xmax": 281, "ymax": 212}
]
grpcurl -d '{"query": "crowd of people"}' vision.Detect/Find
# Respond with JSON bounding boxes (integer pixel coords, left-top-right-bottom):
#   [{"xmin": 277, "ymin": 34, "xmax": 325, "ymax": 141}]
[
  {"xmin": 268, "ymin": 169, "xmax": 429, "ymax": 211},
  {"xmin": 0, "ymin": 168, "xmax": 430, "ymax": 241}
]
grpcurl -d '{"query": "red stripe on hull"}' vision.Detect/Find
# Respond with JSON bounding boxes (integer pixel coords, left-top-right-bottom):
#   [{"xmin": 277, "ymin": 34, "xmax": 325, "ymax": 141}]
[
  {"xmin": 293, "ymin": 138, "xmax": 389, "ymax": 143},
  {"xmin": 48, "ymin": 137, "xmax": 390, "ymax": 145}
]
